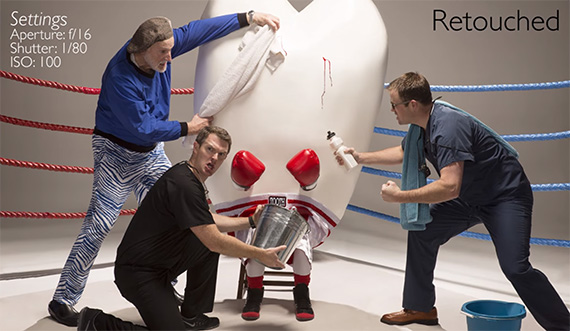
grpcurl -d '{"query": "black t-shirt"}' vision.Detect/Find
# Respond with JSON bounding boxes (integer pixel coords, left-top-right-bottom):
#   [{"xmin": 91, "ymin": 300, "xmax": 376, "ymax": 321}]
[
  {"xmin": 404, "ymin": 103, "xmax": 532, "ymax": 205},
  {"xmin": 115, "ymin": 161, "xmax": 214, "ymax": 275}
]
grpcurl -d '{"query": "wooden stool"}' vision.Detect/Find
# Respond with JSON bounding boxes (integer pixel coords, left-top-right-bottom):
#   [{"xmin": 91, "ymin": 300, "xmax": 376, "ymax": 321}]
[{"xmin": 236, "ymin": 263, "xmax": 295, "ymax": 299}]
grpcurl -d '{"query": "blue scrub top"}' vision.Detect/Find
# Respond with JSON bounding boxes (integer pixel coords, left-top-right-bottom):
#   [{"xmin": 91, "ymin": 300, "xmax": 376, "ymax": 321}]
[{"xmin": 404, "ymin": 102, "xmax": 532, "ymax": 206}]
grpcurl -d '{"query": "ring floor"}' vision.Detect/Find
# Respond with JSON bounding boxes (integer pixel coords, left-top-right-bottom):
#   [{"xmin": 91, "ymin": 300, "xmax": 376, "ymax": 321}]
[{"xmin": 1, "ymin": 218, "xmax": 568, "ymax": 331}]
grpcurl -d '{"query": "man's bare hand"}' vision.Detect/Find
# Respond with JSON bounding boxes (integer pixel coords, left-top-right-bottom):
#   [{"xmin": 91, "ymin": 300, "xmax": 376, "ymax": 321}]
[
  {"xmin": 187, "ymin": 114, "xmax": 212, "ymax": 135},
  {"xmin": 381, "ymin": 180, "xmax": 401, "ymax": 203},
  {"xmin": 251, "ymin": 12, "xmax": 280, "ymax": 31},
  {"xmin": 334, "ymin": 147, "xmax": 360, "ymax": 166},
  {"xmin": 258, "ymin": 245, "xmax": 286, "ymax": 269}
]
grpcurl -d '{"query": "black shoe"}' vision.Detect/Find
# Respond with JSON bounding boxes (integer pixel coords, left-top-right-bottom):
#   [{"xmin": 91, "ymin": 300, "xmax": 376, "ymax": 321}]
[
  {"xmin": 48, "ymin": 299, "xmax": 79, "ymax": 326},
  {"xmin": 241, "ymin": 287, "xmax": 264, "ymax": 321},
  {"xmin": 293, "ymin": 283, "xmax": 314, "ymax": 321},
  {"xmin": 77, "ymin": 307, "xmax": 102, "ymax": 331},
  {"xmin": 182, "ymin": 313, "xmax": 220, "ymax": 330}
]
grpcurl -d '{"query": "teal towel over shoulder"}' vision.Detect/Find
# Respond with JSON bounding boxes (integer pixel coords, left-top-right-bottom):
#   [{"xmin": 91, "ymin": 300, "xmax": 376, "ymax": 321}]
[
  {"xmin": 400, "ymin": 124, "xmax": 432, "ymax": 231},
  {"xmin": 399, "ymin": 101, "xmax": 519, "ymax": 231}
]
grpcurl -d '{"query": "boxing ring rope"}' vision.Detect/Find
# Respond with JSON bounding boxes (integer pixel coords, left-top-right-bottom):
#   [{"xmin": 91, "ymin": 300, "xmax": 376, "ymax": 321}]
[
  {"xmin": 361, "ymin": 167, "xmax": 570, "ymax": 192},
  {"xmin": 0, "ymin": 209, "xmax": 137, "ymax": 220},
  {"xmin": 1, "ymin": 70, "xmax": 569, "ymax": 248},
  {"xmin": 384, "ymin": 80, "xmax": 570, "ymax": 91},
  {"xmin": 0, "ymin": 70, "xmax": 194, "ymax": 95},
  {"xmin": 374, "ymin": 127, "xmax": 570, "ymax": 142},
  {"xmin": 346, "ymin": 204, "xmax": 570, "ymax": 248}
]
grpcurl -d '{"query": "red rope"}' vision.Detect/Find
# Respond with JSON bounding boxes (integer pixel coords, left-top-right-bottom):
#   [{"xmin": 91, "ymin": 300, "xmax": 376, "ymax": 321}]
[
  {"xmin": 1, "ymin": 70, "xmax": 100, "ymax": 95},
  {"xmin": 0, "ymin": 70, "xmax": 194, "ymax": 95},
  {"xmin": 171, "ymin": 87, "xmax": 195, "ymax": 95},
  {"xmin": 0, "ymin": 114, "xmax": 93, "ymax": 135},
  {"xmin": 0, "ymin": 209, "xmax": 137, "ymax": 219},
  {"xmin": 0, "ymin": 70, "xmax": 193, "ymax": 219},
  {"xmin": 0, "ymin": 157, "xmax": 94, "ymax": 174},
  {"xmin": 0, "ymin": 158, "xmax": 138, "ymax": 219}
]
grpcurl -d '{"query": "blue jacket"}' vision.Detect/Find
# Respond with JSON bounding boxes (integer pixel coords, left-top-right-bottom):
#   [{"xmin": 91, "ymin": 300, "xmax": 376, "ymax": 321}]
[{"xmin": 95, "ymin": 14, "xmax": 247, "ymax": 148}]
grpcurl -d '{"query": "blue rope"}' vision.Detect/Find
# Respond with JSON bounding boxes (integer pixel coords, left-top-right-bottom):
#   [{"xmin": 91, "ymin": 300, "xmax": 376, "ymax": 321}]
[
  {"xmin": 383, "ymin": 80, "xmax": 570, "ymax": 92},
  {"xmin": 346, "ymin": 204, "xmax": 570, "ymax": 248},
  {"xmin": 531, "ymin": 183, "xmax": 570, "ymax": 191},
  {"xmin": 361, "ymin": 166, "xmax": 569, "ymax": 191},
  {"xmin": 358, "ymin": 80, "xmax": 570, "ymax": 248},
  {"xmin": 374, "ymin": 127, "xmax": 406, "ymax": 137},
  {"xmin": 503, "ymin": 131, "xmax": 570, "ymax": 142},
  {"xmin": 375, "ymin": 79, "xmax": 570, "ymax": 142},
  {"xmin": 374, "ymin": 127, "xmax": 570, "ymax": 142}
]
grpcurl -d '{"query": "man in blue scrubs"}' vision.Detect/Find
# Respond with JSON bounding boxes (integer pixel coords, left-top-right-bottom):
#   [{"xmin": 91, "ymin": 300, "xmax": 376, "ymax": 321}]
[{"xmin": 337, "ymin": 72, "xmax": 569, "ymax": 330}]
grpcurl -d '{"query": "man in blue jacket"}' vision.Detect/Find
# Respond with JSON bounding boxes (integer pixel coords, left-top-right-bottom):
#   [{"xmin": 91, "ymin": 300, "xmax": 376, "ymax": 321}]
[{"xmin": 49, "ymin": 11, "xmax": 279, "ymax": 327}]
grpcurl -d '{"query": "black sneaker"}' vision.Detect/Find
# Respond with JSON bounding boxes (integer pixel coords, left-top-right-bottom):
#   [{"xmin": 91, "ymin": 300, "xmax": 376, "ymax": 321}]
[
  {"xmin": 182, "ymin": 313, "xmax": 220, "ymax": 330},
  {"xmin": 77, "ymin": 307, "xmax": 102, "ymax": 331},
  {"xmin": 293, "ymin": 283, "xmax": 314, "ymax": 321},
  {"xmin": 48, "ymin": 299, "xmax": 79, "ymax": 326},
  {"xmin": 241, "ymin": 287, "xmax": 264, "ymax": 321}
]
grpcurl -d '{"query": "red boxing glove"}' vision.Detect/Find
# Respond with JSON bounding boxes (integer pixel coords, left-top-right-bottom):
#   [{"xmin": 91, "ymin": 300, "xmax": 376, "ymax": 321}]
[
  {"xmin": 231, "ymin": 150, "xmax": 266, "ymax": 190},
  {"xmin": 286, "ymin": 149, "xmax": 320, "ymax": 191}
]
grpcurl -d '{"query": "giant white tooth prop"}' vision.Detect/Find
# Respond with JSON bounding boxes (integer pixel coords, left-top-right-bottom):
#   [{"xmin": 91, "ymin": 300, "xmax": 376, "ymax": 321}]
[{"xmin": 195, "ymin": 0, "xmax": 388, "ymax": 247}]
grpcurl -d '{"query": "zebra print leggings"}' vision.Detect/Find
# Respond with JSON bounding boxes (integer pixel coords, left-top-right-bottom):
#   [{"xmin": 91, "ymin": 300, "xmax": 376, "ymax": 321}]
[{"xmin": 53, "ymin": 135, "xmax": 172, "ymax": 305}]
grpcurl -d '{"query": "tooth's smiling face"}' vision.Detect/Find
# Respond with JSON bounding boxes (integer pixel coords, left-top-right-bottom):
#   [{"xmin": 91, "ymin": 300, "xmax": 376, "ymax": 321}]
[{"xmin": 195, "ymin": 0, "xmax": 388, "ymax": 229}]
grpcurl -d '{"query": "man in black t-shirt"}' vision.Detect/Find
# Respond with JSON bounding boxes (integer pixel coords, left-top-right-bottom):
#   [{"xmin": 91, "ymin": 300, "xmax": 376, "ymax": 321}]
[
  {"xmin": 336, "ymin": 72, "xmax": 569, "ymax": 330},
  {"xmin": 77, "ymin": 126, "xmax": 286, "ymax": 331}
]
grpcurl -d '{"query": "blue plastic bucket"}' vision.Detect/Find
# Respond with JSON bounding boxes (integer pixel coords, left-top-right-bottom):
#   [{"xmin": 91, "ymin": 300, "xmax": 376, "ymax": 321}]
[{"xmin": 461, "ymin": 300, "xmax": 526, "ymax": 331}]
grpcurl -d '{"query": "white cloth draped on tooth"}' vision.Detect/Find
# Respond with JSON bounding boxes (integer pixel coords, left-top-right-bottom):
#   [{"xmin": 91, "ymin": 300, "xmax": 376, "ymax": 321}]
[{"xmin": 182, "ymin": 24, "xmax": 286, "ymax": 148}]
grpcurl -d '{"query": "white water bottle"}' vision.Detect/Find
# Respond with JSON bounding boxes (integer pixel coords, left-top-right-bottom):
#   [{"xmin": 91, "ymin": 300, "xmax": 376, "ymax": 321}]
[{"xmin": 327, "ymin": 131, "xmax": 358, "ymax": 171}]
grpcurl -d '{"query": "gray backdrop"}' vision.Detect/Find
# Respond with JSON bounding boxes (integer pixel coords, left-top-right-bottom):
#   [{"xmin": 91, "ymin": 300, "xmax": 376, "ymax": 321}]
[{"xmin": 1, "ymin": 0, "xmax": 568, "ymax": 289}]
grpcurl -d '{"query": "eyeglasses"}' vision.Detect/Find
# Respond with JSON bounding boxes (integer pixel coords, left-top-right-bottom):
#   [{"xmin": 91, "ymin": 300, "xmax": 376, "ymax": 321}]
[
  {"xmin": 203, "ymin": 144, "xmax": 228, "ymax": 159},
  {"xmin": 390, "ymin": 100, "xmax": 411, "ymax": 109}
]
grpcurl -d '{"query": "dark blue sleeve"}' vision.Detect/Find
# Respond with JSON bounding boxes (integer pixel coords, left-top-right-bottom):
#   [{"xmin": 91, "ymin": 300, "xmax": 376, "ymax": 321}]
[
  {"xmin": 171, "ymin": 14, "xmax": 243, "ymax": 58},
  {"xmin": 432, "ymin": 112, "xmax": 475, "ymax": 170}
]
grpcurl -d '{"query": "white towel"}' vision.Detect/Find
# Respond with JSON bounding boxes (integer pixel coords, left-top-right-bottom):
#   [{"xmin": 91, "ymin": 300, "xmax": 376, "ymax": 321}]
[{"xmin": 183, "ymin": 25, "xmax": 286, "ymax": 148}]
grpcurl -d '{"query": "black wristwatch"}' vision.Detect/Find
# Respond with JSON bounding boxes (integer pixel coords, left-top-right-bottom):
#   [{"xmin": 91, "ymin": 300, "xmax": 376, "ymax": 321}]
[
  {"xmin": 247, "ymin": 10, "xmax": 255, "ymax": 24},
  {"xmin": 248, "ymin": 216, "xmax": 256, "ymax": 229}
]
